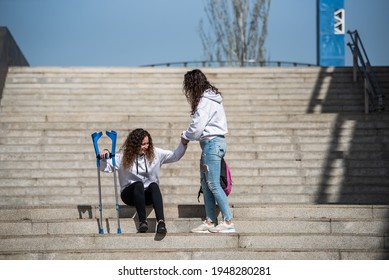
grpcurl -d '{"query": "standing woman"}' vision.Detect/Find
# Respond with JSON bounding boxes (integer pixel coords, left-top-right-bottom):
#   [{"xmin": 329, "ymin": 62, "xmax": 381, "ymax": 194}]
[
  {"xmin": 181, "ymin": 69, "xmax": 235, "ymax": 233},
  {"xmin": 100, "ymin": 128, "xmax": 187, "ymax": 234}
]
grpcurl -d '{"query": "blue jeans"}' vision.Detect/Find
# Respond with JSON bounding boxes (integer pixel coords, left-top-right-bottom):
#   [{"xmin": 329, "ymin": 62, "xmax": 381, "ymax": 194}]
[{"xmin": 200, "ymin": 136, "xmax": 232, "ymax": 223}]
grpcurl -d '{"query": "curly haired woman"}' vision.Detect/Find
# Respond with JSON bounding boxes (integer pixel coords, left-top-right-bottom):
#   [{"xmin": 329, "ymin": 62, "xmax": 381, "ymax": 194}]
[
  {"xmin": 100, "ymin": 128, "xmax": 187, "ymax": 234},
  {"xmin": 181, "ymin": 69, "xmax": 235, "ymax": 233}
]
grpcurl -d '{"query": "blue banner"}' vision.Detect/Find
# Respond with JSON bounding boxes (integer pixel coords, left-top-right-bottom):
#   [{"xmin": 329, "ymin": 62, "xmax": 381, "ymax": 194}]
[{"xmin": 317, "ymin": 0, "xmax": 345, "ymax": 66}]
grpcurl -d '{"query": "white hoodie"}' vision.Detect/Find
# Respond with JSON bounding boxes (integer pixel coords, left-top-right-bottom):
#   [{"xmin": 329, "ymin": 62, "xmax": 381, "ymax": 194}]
[
  {"xmin": 100, "ymin": 142, "xmax": 187, "ymax": 192},
  {"xmin": 182, "ymin": 89, "xmax": 228, "ymax": 141}
]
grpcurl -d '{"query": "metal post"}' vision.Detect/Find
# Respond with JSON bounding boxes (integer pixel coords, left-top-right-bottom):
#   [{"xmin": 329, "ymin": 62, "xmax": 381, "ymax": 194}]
[
  {"xmin": 364, "ymin": 79, "xmax": 369, "ymax": 114},
  {"xmin": 352, "ymin": 33, "xmax": 358, "ymax": 82}
]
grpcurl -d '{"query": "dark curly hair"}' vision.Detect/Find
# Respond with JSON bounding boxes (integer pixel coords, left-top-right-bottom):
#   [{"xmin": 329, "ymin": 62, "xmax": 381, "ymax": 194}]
[
  {"xmin": 182, "ymin": 69, "xmax": 220, "ymax": 115},
  {"xmin": 120, "ymin": 128, "xmax": 155, "ymax": 169}
]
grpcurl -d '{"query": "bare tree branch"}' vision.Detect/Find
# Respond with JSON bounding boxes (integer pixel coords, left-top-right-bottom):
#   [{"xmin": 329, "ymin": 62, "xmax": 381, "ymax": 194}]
[{"xmin": 199, "ymin": 0, "xmax": 271, "ymax": 65}]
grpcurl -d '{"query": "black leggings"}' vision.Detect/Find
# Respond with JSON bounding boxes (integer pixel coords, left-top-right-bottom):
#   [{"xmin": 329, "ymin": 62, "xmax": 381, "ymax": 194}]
[{"xmin": 120, "ymin": 181, "xmax": 164, "ymax": 223}]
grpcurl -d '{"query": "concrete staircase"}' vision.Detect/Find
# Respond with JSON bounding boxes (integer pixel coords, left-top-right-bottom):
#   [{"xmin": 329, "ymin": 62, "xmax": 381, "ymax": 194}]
[{"xmin": 0, "ymin": 66, "xmax": 388, "ymax": 259}]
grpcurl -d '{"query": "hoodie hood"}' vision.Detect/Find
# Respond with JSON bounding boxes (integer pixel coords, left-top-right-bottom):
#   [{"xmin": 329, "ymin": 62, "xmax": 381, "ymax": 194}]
[{"xmin": 203, "ymin": 89, "xmax": 222, "ymax": 104}]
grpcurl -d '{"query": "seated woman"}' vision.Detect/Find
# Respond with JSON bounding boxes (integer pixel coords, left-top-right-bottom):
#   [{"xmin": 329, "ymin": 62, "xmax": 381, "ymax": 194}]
[{"xmin": 100, "ymin": 128, "xmax": 187, "ymax": 233}]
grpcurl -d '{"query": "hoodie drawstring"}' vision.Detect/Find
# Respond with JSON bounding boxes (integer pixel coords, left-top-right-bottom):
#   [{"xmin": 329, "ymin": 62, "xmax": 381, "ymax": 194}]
[{"xmin": 136, "ymin": 156, "xmax": 148, "ymax": 175}]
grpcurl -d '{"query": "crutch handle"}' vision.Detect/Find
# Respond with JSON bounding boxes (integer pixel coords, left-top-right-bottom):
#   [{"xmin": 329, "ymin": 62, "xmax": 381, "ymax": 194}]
[
  {"xmin": 91, "ymin": 131, "xmax": 103, "ymax": 167},
  {"xmin": 96, "ymin": 150, "xmax": 111, "ymax": 160},
  {"xmin": 105, "ymin": 130, "xmax": 117, "ymax": 166}
]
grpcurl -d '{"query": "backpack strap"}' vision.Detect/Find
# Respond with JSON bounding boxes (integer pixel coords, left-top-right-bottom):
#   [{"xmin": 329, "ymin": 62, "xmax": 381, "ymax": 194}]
[{"xmin": 197, "ymin": 186, "xmax": 202, "ymax": 203}]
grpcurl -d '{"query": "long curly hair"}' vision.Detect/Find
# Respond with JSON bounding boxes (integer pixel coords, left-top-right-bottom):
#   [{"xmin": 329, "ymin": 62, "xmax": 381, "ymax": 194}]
[
  {"xmin": 182, "ymin": 69, "xmax": 220, "ymax": 115},
  {"xmin": 120, "ymin": 128, "xmax": 155, "ymax": 169}
]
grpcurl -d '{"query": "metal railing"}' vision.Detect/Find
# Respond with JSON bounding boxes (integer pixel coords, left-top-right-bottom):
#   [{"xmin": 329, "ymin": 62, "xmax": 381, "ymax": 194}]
[
  {"xmin": 347, "ymin": 30, "xmax": 385, "ymax": 113},
  {"xmin": 142, "ymin": 60, "xmax": 315, "ymax": 68}
]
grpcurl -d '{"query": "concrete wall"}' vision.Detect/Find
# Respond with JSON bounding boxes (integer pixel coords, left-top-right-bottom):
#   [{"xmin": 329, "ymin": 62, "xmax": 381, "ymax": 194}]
[{"xmin": 0, "ymin": 27, "xmax": 29, "ymax": 99}]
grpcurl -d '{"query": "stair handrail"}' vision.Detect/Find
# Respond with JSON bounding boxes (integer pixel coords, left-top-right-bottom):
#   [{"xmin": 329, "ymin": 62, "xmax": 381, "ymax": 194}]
[
  {"xmin": 347, "ymin": 30, "xmax": 384, "ymax": 113},
  {"xmin": 141, "ymin": 60, "xmax": 315, "ymax": 68}
]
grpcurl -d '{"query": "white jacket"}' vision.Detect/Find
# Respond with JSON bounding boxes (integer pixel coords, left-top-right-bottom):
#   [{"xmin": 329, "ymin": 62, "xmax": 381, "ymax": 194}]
[
  {"xmin": 182, "ymin": 89, "xmax": 228, "ymax": 141},
  {"xmin": 100, "ymin": 142, "xmax": 187, "ymax": 192}
]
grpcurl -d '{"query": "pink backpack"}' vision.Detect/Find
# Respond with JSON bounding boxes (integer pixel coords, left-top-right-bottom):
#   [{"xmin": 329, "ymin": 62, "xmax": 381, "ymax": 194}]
[
  {"xmin": 220, "ymin": 158, "xmax": 232, "ymax": 196},
  {"xmin": 197, "ymin": 158, "xmax": 232, "ymax": 201}
]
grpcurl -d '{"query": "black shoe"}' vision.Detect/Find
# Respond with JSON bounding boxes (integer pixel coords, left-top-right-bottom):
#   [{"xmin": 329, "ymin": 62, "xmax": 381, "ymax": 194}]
[
  {"xmin": 138, "ymin": 221, "xmax": 148, "ymax": 233},
  {"xmin": 157, "ymin": 221, "xmax": 167, "ymax": 234}
]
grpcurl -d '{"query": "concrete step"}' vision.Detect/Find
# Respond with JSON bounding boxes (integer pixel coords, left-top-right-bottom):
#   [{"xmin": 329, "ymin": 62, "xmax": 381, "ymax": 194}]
[
  {"xmin": 0, "ymin": 204, "xmax": 203, "ymax": 221},
  {"xmin": 1, "ymin": 168, "xmax": 388, "ymax": 186},
  {"xmin": 0, "ymin": 104, "xmax": 367, "ymax": 114},
  {"xmin": 1, "ymin": 98, "xmax": 367, "ymax": 107},
  {"xmin": 2, "ymin": 70, "xmax": 359, "ymax": 80},
  {"xmin": 0, "ymin": 233, "xmax": 387, "ymax": 259},
  {"xmin": 3, "ymin": 76, "xmax": 361, "ymax": 84},
  {"xmin": 2, "ymin": 70, "xmax": 358, "ymax": 79},
  {"xmin": 2, "ymin": 247, "xmax": 389, "ymax": 260},
  {"xmin": 1, "ymin": 184, "xmax": 389, "ymax": 199},
  {"xmin": 1, "ymin": 156, "xmax": 387, "ymax": 170},
  {"xmin": 0, "ymin": 132, "xmax": 387, "ymax": 148},
  {"xmin": 2, "ymin": 111, "xmax": 389, "ymax": 121},
  {"xmin": 3, "ymin": 88, "xmax": 363, "ymax": 99},
  {"xmin": 2, "ymin": 114, "xmax": 389, "ymax": 128},
  {"xmin": 2, "ymin": 204, "xmax": 387, "ymax": 221},
  {"xmin": 3, "ymin": 134, "xmax": 388, "ymax": 146},
  {"xmin": 2, "ymin": 193, "xmax": 389, "ymax": 206},
  {"xmin": 0, "ymin": 151, "xmax": 386, "ymax": 163},
  {"xmin": 3, "ymin": 84, "xmax": 364, "ymax": 95},
  {"xmin": 0, "ymin": 194, "xmax": 313, "ymax": 206},
  {"xmin": 1, "ymin": 216, "xmax": 388, "ymax": 236},
  {"xmin": 0, "ymin": 233, "xmax": 239, "ymax": 253},
  {"xmin": 0, "ymin": 141, "xmax": 386, "ymax": 154},
  {"xmin": 7, "ymin": 65, "xmax": 388, "ymax": 80}
]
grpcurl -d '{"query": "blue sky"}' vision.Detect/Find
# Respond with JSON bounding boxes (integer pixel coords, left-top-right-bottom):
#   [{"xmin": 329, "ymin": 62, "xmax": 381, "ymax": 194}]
[{"xmin": 1, "ymin": 0, "xmax": 388, "ymax": 66}]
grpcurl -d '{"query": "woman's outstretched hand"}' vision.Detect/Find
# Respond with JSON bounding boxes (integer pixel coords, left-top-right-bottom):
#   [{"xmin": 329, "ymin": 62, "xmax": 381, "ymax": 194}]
[
  {"xmin": 181, "ymin": 136, "xmax": 189, "ymax": 145},
  {"xmin": 99, "ymin": 149, "xmax": 110, "ymax": 159}
]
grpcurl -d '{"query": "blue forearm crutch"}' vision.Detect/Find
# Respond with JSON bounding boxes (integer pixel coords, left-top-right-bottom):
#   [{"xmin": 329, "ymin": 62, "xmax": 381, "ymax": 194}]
[
  {"xmin": 105, "ymin": 130, "xmax": 122, "ymax": 234},
  {"xmin": 91, "ymin": 131, "xmax": 104, "ymax": 234}
]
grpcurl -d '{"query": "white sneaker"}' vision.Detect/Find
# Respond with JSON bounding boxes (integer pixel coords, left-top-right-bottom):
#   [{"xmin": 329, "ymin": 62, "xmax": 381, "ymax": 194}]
[
  {"xmin": 191, "ymin": 221, "xmax": 215, "ymax": 233},
  {"xmin": 208, "ymin": 221, "xmax": 236, "ymax": 233}
]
